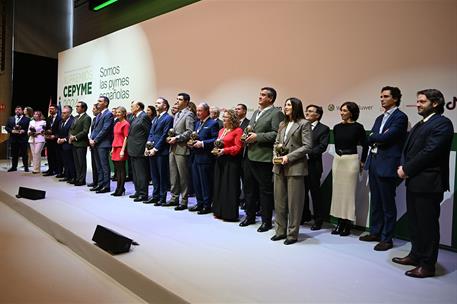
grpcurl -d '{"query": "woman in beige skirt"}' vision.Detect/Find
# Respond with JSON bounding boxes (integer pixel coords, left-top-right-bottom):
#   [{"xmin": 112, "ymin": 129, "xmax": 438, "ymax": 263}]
[{"xmin": 330, "ymin": 102, "xmax": 368, "ymax": 236}]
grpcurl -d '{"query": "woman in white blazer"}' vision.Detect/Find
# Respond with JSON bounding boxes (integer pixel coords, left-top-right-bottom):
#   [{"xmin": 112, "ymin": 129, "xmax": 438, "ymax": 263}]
[{"xmin": 28, "ymin": 111, "xmax": 47, "ymax": 173}]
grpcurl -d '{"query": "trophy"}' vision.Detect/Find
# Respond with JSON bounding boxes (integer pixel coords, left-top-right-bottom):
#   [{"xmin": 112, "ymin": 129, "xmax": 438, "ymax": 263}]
[
  {"xmin": 273, "ymin": 143, "xmax": 289, "ymax": 165},
  {"xmin": 146, "ymin": 141, "xmax": 155, "ymax": 150},
  {"xmin": 29, "ymin": 126, "xmax": 37, "ymax": 136},
  {"xmin": 187, "ymin": 131, "xmax": 199, "ymax": 146},
  {"xmin": 241, "ymin": 125, "xmax": 253, "ymax": 142},
  {"xmin": 13, "ymin": 125, "xmax": 21, "ymax": 133},
  {"xmin": 44, "ymin": 129, "xmax": 53, "ymax": 140},
  {"xmin": 166, "ymin": 128, "xmax": 175, "ymax": 142},
  {"xmin": 211, "ymin": 138, "xmax": 224, "ymax": 155}
]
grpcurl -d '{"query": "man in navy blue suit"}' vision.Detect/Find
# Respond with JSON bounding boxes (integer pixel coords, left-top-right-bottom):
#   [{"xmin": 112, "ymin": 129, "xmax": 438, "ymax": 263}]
[
  {"xmin": 145, "ymin": 97, "xmax": 174, "ymax": 206},
  {"xmin": 188, "ymin": 102, "xmax": 219, "ymax": 214},
  {"xmin": 89, "ymin": 96, "xmax": 114, "ymax": 193},
  {"xmin": 360, "ymin": 86, "xmax": 408, "ymax": 251},
  {"xmin": 56, "ymin": 105, "xmax": 76, "ymax": 183},
  {"xmin": 6, "ymin": 106, "xmax": 30, "ymax": 172},
  {"xmin": 393, "ymin": 89, "xmax": 454, "ymax": 278}
]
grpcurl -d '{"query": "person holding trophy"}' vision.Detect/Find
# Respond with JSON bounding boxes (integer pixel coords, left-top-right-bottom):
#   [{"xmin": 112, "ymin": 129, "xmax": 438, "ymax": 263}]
[
  {"xmin": 271, "ymin": 98, "xmax": 312, "ymax": 245},
  {"xmin": 212, "ymin": 109, "xmax": 243, "ymax": 221},
  {"xmin": 27, "ymin": 111, "xmax": 47, "ymax": 174}
]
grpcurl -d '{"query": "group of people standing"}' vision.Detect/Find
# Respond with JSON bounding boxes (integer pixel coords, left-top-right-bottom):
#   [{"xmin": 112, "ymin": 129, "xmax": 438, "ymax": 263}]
[{"xmin": 6, "ymin": 86, "xmax": 453, "ymax": 278}]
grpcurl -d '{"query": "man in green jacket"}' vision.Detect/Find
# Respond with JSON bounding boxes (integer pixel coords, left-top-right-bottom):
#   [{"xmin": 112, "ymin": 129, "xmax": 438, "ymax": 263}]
[{"xmin": 240, "ymin": 87, "xmax": 285, "ymax": 232}]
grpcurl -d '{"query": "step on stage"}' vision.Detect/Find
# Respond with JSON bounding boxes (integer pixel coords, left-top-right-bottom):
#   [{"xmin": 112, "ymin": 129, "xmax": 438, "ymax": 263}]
[{"xmin": 0, "ymin": 170, "xmax": 456, "ymax": 303}]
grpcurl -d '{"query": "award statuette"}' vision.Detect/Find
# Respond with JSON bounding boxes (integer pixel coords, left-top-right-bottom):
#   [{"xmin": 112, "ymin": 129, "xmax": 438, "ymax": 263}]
[
  {"xmin": 145, "ymin": 141, "xmax": 155, "ymax": 156},
  {"xmin": 240, "ymin": 125, "xmax": 253, "ymax": 142},
  {"xmin": 29, "ymin": 126, "xmax": 37, "ymax": 136},
  {"xmin": 13, "ymin": 125, "xmax": 21, "ymax": 133},
  {"xmin": 166, "ymin": 128, "xmax": 175, "ymax": 142},
  {"xmin": 273, "ymin": 143, "xmax": 289, "ymax": 165},
  {"xmin": 44, "ymin": 129, "xmax": 53, "ymax": 140},
  {"xmin": 187, "ymin": 131, "xmax": 199, "ymax": 146},
  {"xmin": 211, "ymin": 138, "xmax": 224, "ymax": 155}
]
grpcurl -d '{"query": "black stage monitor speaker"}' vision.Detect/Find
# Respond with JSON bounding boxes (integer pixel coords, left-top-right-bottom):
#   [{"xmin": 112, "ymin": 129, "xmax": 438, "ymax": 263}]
[
  {"xmin": 16, "ymin": 187, "xmax": 46, "ymax": 200},
  {"xmin": 92, "ymin": 225, "xmax": 133, "ymax": 254}
]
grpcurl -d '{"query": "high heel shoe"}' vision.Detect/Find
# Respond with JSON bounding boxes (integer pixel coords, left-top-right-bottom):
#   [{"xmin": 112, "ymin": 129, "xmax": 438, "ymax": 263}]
[
  {"xmin": 339, "ymin": 220, "xmax": 352, "ymax": 236},
  {"xmin": 331, "ymin": 219, "xmax": 342, "ymax": 235},
  {"xmin": 111, "ymin": 188, "xmax": 125, "ymax": 196}
]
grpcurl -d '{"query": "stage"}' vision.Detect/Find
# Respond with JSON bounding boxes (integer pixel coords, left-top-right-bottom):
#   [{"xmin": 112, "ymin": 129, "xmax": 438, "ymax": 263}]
[{"xmin": 0, "ymin": 163, "xmax": 456, "ymax": 303}]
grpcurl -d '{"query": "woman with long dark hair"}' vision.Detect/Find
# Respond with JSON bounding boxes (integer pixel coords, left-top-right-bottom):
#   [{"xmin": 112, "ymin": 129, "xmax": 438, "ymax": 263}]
[
  {"xmin": 330, "ymin": 101, "xmax": 368, "ymax": 236},
  {"xmin": 271, "ymin": 98, "xmax": 312, "ymax": 245}
]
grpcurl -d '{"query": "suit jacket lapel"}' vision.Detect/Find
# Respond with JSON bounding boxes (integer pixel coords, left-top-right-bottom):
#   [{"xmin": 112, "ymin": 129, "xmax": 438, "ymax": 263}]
[{"xmin": 284, "ymin": 122, "xmax": 299, "ymax": 146}]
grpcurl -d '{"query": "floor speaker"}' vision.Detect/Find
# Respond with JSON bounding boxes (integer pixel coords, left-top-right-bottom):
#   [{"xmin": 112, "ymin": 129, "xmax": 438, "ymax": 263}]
[
  {"xmin": 16, "ymin": 186, "xmax": 46, "ymax": 200},
  {"xmin": 92, "ymin": 225, "xmax": 133, "ymax": 254}
]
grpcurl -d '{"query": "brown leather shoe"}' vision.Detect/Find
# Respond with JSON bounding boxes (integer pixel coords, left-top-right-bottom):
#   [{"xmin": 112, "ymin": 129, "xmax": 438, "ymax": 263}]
[
  {"xmin": 392, "ymin": 256, "xmax": 419, "ymax": 266},
  {"xmin": 405, "ymin": 266, "xmax": 435, "ymax": 278},
  {"xmin": 359, "ymin": 234, "xmax": 381, "ymax": 242},
  {"xmin": 374, "ymin": 241, "xmax": 393, "ymax": 251}
]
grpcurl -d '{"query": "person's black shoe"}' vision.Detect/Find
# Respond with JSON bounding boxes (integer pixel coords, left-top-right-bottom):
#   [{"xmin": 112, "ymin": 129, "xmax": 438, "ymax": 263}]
[
  {"xmin": 67, "ymin": 179, "xmax": 75, "ymax": 184},
  {"xmin": 257, "ymin": 223, "xmax": 272, "ymax": 232},
  {"xmin": 7, "ymin": 168, "xmax": 17, "ymax": 172},
  {"xmin": 271, "ymin": 235, "xmax": 286, "ymax": 241},
  {"xmin": 74, "ymin": 182, "xmax": 86, "ymax": 186},
  {"xmin": 134, "ymin": 196, "xmax": 148, "ymax": 202},
  {"xmin": 55, "ymin": 174, "xmax": 65, "ymax": 178},
  {"xmin": 87, "ymin": 183, "xmax": 96, "ymax": 187},
  {"xmin": 95, "ymin": 187, "xmax": 110, "ymax": 193},
  {"xmin": 197, "ymin": 207, "xmax": 212, "ymax": 214},
  {"xmin": 189, "ymin": 205, "xmax": 203, "ymax": 212},
  {"xmin": 239, "ymin": 218, "xmax": 255, "ymax": 227},
  {"xmin": 90, "ymin": 185, "xmax": 102, "ymax": 191},
  {"xmin": 42, "ymin": 172, "xmax": 54, "ymax": 176},
  {"xmin": 59, "ymin": 178, "xmax": 69, "ymax": 182},
  {"xmin": 24, "ymin": 167, "xmax": 29, "ymax": 172},
  {"xmin": 144, "ymin": 197, "xmax": 158, "ymax": 204},
  {"xmin": 129, "ymin": 194, "xmax": 139, "ymax": 199},
  {"xmin": 163, "ymin": 201, "xmax": 178, "ymax": 207},
  {"xmin": 311, "ymin": 221, "xmax": 323, "ymax": 231},
  {"xmin": 284, "ymin": 239, "xmax": 297, "ymax": 245},
  {"xmin": 154, "ymin": 201, "xmax": 164, "ymax": 207},
  {"xmin": 174, "ymin": 205, "xmax": 187, "ymax": 211}
]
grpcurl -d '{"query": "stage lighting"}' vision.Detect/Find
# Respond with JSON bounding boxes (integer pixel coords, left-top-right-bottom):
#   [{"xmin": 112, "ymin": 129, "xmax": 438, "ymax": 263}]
[{"xmin": 89, "ymin": 0, "xmax": 119, "ymax": 11}]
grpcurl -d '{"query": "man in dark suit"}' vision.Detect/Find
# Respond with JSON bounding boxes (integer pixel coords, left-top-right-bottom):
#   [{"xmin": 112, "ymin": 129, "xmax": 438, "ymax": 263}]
[
  {"xmin": 6, "ymin": 106, "xmax": 30, "ymax": 172},
  {"xmin": 89, "ymin": 96, "xmax": 114, "ymax": 193},
  {"xmin": 87, "ymin": 103, "xmax": 100, "ymax": 187},
  {"xmin": 56, "ymin": 105, "xmax": 76, "ymax": 183},
  {"xmin": 235, "ymin": 103, "xmax": 250, "ymax": 209},
  {"xmin": 240, "ymin": 87, "xmax": 285, "ymax": 232},
  {"xmin": 127, "ymin": 101, "xmax": 152, "ymax": 202},
  {"xmin": 394, "ymin": 89, "xmax": 454, "ymax": 278},
  {"xmin": 188, "ymin": 103, "xmax": 219, "ymax": 214},
  {"xmin": 144, "ymin": 98, "xmax": 174, "ymax": 206},
  {"xmin": 235, "ymin": 103, "xmax": 250, "ymax": 131},
  {"xmin": 301, "ymin": 104, "xmax": 330, "ymax": 230},
  {"xmin": 43, "ymin": 104, "xmax": 61, "ymax": 176},
  {"xmin": 359, "ymin": 86, "xmax": 408, "ymax": 251},
  {"xmin": 166, "ymin": 93, "xmax": 195, "ymax": 210},
  {"xmin": 210, "ymin": 106, "xmax": 223, "ymax": 130},
  {"xmin": 69, "ymin": 101, "xmax": 92, "ymax": 186}
]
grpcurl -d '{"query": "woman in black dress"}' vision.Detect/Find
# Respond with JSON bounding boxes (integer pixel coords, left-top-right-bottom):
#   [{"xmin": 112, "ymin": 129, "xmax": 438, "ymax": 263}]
[{"xmin": 212, "ymin": 109, "xmax": 243, "ymax": 221}]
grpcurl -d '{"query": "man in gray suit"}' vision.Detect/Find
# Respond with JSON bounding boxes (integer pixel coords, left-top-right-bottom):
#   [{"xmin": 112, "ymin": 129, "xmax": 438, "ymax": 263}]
[
  {"xmin": 240, "ymin": 87, "xmax": 285, "ymax": 232},
  {"xmin": 127, "ymin": 101, "xmax": 152, "ymax": 202},
  {"xmin": 165, "ymin": 93, "xmax": 195, "ymax": 210}
]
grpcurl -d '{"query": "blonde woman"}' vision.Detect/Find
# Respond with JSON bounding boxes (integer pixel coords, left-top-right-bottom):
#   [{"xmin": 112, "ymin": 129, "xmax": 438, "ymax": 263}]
[{"xmin": 28, "ymin": 111, "xmax": 46, "ymax": 173}]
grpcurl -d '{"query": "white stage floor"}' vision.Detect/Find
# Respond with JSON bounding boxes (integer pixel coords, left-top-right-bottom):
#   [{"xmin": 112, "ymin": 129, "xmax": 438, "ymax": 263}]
[{"xmin": 0, "ymin": 164, "xmax": 456, "ymax": 303}]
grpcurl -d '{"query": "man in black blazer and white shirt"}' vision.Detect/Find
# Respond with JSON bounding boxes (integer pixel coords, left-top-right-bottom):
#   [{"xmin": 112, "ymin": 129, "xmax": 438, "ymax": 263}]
[
  {"xmin": 301, "ymin": 105, "xmax": 329, "ymax": 230},
  {"xmin": 127, "ymin": 101, "xmax": 152, "ymax": 202},
  {"xmin": 6, "ymin": 106, "xmax": 30, "ymax": 172},
  {"xmin": 394, "ymin": 89, "xmax": 454, "ymax": 278}
]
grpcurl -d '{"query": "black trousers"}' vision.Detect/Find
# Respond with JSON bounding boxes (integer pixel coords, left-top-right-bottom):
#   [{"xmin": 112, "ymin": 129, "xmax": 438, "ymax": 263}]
[
  {"xmin": 10, "ymin": 141, "xmax": 28, "ymax": 169},
  {"xmin": 113, "ymin": 160, "xmax": 126, "ymax": 192},
  {"xmin": 244, "ymin": 159, "xmax": 274, "ymax": 224},
  {"xmin": 72, "ymin": 146, "xmax": 87, "ymax": 184},
  {"xmin": 406, "ymin": 190, "xmax": 443, "ymax": 270},
  {"xmin": 90, "ymin": 147, "xmax": 98, "ymax": 185},
  {"xmin": 303, "ymin": 165, "xmax": 323, "ymax": 223},
  {"xmin": 130, "ymin": 156, "xmax": 149, "ymax": 197}
]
